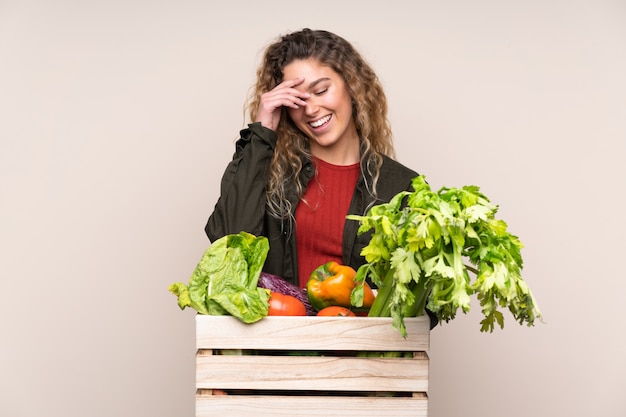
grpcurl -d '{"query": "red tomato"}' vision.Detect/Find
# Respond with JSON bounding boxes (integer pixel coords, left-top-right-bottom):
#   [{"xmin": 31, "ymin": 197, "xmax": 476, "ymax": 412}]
[
  {"xmin": 316, "ymin": 306, "xmax": 356, "ymax": 317},
  {"xmin": 268, "ymin": 292, "xmax": 307, "ymax": 316}
]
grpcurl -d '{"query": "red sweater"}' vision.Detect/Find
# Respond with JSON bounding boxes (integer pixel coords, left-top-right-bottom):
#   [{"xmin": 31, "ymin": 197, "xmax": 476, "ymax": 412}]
[{"xmin": 295, "ymin": 158, "xmax": 360, "ymax": 288}]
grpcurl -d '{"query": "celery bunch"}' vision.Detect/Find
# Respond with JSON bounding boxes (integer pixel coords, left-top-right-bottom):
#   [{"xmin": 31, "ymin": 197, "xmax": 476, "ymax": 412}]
[{"xmin": 348, "ymin": 176, "xmax": 542, "ymax": 337}]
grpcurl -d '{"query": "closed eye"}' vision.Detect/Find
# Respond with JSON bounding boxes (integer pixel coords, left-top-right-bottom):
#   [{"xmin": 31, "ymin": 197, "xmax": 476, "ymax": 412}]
[{"xmin": 307, "ymin": 77, "xmax": 331, "ymax": 95}]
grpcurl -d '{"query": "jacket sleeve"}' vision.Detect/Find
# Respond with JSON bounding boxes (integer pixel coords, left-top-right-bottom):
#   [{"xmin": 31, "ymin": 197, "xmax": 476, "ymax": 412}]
[{"xmin": 204, "ymin": 123, "xmax": 277, "ymax": 242}]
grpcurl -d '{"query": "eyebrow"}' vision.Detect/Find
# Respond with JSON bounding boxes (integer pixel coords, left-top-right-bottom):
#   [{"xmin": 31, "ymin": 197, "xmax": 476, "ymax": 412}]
[{"xmin": 307, "ymin": 77, "xmax": 331, "ymax": 90}]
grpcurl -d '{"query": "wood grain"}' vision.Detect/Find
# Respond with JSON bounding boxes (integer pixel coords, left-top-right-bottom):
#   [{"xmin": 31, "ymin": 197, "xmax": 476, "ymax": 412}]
[
  {"xmin": 196, "ymin": 315, "xmax": 430, "ymax": 351},
  {"xmin": 196, "ymin": 394, "xmax": 428, "ymax": 417}
]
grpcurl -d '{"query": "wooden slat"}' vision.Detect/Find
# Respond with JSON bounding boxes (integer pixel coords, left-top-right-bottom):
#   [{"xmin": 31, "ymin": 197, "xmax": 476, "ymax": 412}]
[
  {"xmin": 196, "ymin": 394, "xmax": 428, "ymax": 417},
  {"xmin": 196, "ymin": 315, "xmax": 430, "ymax": 351},
  {"xmin": 196, "ymin": 354, "xmax": 429, "ymax": 392}
]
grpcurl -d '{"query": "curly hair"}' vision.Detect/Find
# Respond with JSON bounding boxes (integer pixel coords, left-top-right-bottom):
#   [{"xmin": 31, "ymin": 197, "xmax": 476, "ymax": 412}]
[{"xmin": 246, "ymin": 28, "xmax": 395, "ymax": 220}]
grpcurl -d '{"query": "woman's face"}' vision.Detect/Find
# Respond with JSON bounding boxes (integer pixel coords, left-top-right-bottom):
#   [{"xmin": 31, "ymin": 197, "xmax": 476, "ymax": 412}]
[{"xmin": 283, "ymin": 59, "xmax": 359, "ymax": 164}]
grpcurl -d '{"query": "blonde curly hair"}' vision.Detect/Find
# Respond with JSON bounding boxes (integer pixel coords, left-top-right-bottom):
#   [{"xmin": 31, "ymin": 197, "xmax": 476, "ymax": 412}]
[{"xmin": 246, "ymin": 28, "xmax": 395, "ymax": 220}]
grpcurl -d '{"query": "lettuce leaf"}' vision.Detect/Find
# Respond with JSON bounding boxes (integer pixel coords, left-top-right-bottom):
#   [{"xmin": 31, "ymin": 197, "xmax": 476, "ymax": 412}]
[{"xmin": 168, "ymin": 231, "xmax": 271, "ymax": 323}]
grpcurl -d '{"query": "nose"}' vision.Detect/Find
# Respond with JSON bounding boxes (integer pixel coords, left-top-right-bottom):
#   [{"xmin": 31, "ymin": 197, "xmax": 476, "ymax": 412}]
[{"xmin": 303, "ymin": 97, "xmax": 319, "ymax": 117}]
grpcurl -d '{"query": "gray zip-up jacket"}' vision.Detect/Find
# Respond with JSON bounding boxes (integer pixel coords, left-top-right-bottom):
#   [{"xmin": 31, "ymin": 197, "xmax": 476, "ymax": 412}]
[{"xmin": 205, "ymin": 122, "xmax": 419, "ymax": 285}]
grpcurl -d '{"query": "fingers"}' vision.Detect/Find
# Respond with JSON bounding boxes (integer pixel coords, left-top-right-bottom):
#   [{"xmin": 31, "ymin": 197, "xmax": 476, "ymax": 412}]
[
  {"xmin": 262, "ymin": 77, "xmax": 310, "ymax": 109},
  {"xmin": 255, "ymin": 77, "xmax": 310, "ymax": 130}
]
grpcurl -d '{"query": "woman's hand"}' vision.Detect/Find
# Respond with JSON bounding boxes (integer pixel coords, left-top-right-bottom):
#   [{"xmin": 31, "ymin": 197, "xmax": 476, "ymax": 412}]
[{"xmin": 256, "ymin": 78, "xmax": 310, "ymax": 131}]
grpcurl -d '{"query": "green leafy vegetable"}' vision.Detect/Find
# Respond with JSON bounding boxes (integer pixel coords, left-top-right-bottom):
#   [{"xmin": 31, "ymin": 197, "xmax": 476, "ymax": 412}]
[
  {"xmin": 348, "ymin": 175, "xmax": 543, "ymax": 337},
  {"xmin": 168, "ymin": 231, "xmax": 271, "ymax": 323}
]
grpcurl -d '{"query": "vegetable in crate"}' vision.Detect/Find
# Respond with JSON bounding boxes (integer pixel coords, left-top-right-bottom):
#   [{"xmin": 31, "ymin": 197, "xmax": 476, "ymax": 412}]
[
  {"xmin": 306, "ymin": 261, "xmax": 375, "ymax": 311},
  {"xmin": 267, "ymin": 292, "xmax": 307, "ymax": 316},
  {"xmin": 316, "ymin": 306, "xmax": 356, "ymax": 317},
  {"xmin": 348, "ymin": 175, "xmax": 543, "ymax": 337},
  {"xmin": 168, "ymin": 231, "xmax": 271, "ymax": 323},
  {"xmin": 258, "ymin": 271, "xmax": 316, "ymax": 316}
]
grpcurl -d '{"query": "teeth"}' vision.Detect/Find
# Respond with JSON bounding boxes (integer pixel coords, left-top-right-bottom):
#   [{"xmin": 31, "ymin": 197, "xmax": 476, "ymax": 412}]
[{"xmin": 310, "ymin": 115, "xmax": 331, "ymax": 128}]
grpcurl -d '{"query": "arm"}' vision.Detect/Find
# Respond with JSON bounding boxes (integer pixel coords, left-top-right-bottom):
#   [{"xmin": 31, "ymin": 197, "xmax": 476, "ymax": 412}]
[
  {"xmin": 206, "ymin": 78, "xmax": 309, "ymax": 241},
  {"xmin": 204, "ymin": 123, "xmax": 277, "ymax": 241}
]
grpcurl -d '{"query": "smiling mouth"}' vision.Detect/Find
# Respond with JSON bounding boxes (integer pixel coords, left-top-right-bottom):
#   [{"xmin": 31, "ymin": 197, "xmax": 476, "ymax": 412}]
[{"xmin": 309, "ymin": 115, "xmax": 331, "ymax": 128}]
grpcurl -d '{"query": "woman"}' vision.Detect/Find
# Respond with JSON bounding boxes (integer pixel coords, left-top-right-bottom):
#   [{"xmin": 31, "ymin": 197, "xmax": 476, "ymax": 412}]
[{"xmin": 205, "ymin": 28, "xmax": 419, "ymax": 289}]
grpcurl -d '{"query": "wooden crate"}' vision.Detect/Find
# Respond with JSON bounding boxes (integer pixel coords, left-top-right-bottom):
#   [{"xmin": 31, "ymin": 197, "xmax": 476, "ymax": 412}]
[{"xmin": 196, "ymin": 315, "xmax": 430, "ymax": 417}]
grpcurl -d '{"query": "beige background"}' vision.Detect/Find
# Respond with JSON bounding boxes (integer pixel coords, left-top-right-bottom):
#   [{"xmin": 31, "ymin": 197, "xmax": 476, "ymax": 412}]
[{"xmin": 1, "ymin": 1, "xmax": 625, "ymax": 416}]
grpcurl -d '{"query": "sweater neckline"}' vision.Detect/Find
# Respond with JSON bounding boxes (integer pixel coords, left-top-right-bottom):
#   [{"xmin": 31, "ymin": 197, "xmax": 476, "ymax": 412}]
[{"xmin": 312, "ymin": 157, "xmax": 360, "ymax": 171}]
